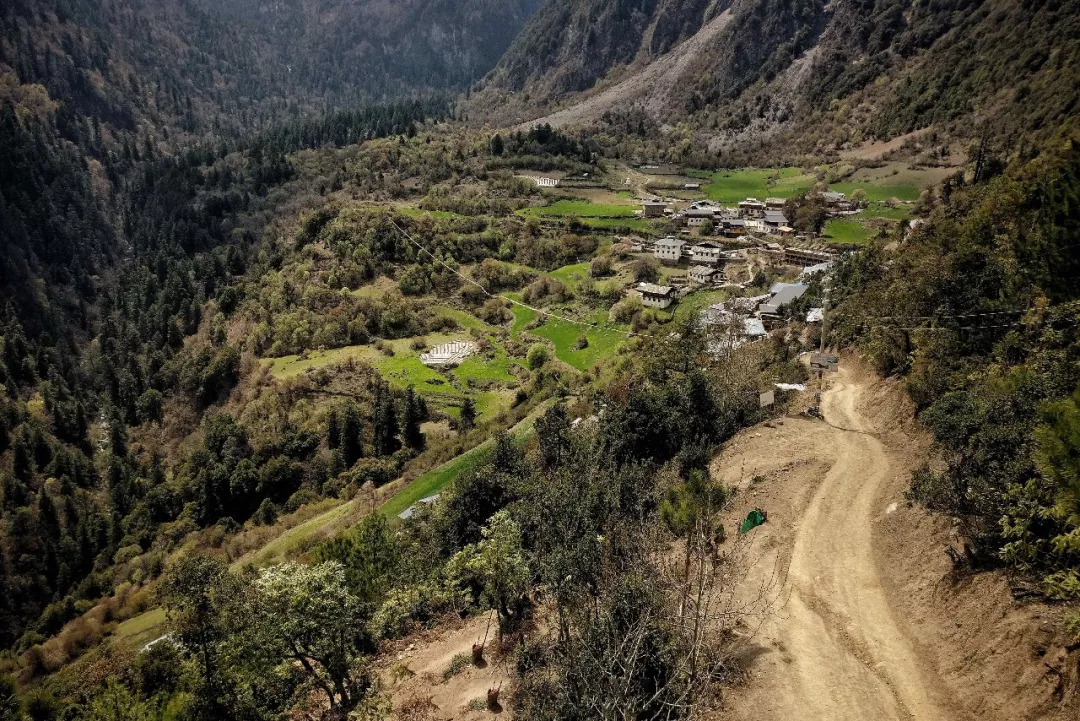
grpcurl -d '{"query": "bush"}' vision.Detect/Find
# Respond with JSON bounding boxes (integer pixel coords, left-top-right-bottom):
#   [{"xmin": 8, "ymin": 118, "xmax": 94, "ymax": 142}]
[
  {"xmin": 526, "ymin": 344, "xmax": 549, "ymax": 370},
  {"xmin": 589, "ymin": 256, "xmax": 614, "ymax": 278},
  {"xmin": 284, "ymin": 488, "xmax": 320, "ymax": 513},
  {"xmin": 522, "ymin": 276, "xmax": 570, "ymax": 305},
  {"xmin": 253, "ymin": 498, "xmax": 279, "ymax": 526},
  {"xmin": 369, "ymin": 583, "xmax": 460, "ymax": 640},
  {"xmin": 632, "ymin": 258, "xmax": 660, "ymax": 283},
  {"xmin": 442, "ymin": 652, "xmax": 473, "ymax": 680},
  {"xmin": 609, "ymin": 296, "xmax": 643, "ymax": 324}
]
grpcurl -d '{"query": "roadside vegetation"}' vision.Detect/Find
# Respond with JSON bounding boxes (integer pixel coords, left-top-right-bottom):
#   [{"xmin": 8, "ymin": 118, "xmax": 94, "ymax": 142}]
[{"xmin": 829, "ymin": 125, "xmax": 1080, "ymax": 631}]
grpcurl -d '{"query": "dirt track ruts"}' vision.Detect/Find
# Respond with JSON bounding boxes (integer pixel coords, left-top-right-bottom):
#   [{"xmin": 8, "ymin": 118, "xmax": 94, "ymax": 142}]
[{"xmin": 727, "ymin": 369, "xmax": 953, "ymax": 720}]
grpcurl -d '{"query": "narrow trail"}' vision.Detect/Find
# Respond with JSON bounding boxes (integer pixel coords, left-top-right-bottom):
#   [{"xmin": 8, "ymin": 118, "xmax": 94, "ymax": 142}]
[{"xmin": 722, "ymin": 369, "xmax": 954, "ymax": 721}]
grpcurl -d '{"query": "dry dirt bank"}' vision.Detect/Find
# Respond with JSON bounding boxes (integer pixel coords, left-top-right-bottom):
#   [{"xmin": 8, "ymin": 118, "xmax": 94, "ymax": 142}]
[{"xmin": 713, "ymin": 358, "xmax": 1078, "ymax": 721}]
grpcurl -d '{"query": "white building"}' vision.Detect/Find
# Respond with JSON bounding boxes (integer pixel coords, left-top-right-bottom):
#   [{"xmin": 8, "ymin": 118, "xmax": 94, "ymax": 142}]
[
  {"xmin": 689, "ymin": 265, "xmax": 723, "ymax": 285},
  {"xmin": 654, "ymin": 237, "xmax": 686, "ymax": 263},
  {"xmin": 689, "ymin": 241, "xmax": 724, "ymax": 265},
  {"xmin": 638, "ymin": 283, "xmax": 676, "ymax": 309}
]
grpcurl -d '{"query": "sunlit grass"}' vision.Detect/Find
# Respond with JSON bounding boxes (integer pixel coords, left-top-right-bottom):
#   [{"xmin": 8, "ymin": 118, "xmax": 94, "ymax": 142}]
[
  {"xmin": 518, "ymin": 200, "xmax": 638, "ymax": 218},
  {"xmin": 823, "ymin": 219, "xmax": 875, "ymax": 245},
  {"xmin": 700, "ymin": 167, "xmax": 814, "ymax": 203},
  {"xmin": 532, "ymin": 310, "xmax": 628, "ymax": 371},
  {"xmin": 830, "ymin": 181, "xmax": 920, "ymax": 202}
]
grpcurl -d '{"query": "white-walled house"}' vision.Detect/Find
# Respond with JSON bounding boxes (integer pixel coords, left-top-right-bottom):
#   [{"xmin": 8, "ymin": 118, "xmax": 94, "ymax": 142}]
[
  {"xmin": 689, "ymin": 265, "xmax": 723, "ymax": 285},
  {"xmin": 638, "ymin": 283, "xmax": 676, "ymax": 309},
  {"xmin": 689, "ymin": 240, "xmax": 724, "ymax": 265},
  {"xmin": 654, "ymin": 237, "xmax": 686, "ymax": 263}
]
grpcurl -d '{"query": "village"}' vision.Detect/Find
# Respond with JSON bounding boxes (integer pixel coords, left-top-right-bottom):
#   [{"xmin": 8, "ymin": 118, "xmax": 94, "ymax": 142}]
[{"xmin": 627, "ymin": 191, "xmax": 843, "ymax": 347}]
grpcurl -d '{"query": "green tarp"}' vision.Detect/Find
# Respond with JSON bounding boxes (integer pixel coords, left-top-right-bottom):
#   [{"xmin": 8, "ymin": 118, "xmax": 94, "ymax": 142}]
[{"xmin": 740, "ymin": 509, "xmax": 767, "ymax": 535}]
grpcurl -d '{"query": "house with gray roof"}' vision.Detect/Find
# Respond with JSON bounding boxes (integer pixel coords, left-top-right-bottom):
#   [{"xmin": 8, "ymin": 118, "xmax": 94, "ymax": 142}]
[
  {"xmin": 758, "ymin": 282, "xmax": 808, "ymax": 317},
  {"xmin": 654, "ymin": 236, "xmax": 685, "ymax": 263},
  {"xmin": 637, "ymin": 282, "xmax": 676, "ymax": 309}
]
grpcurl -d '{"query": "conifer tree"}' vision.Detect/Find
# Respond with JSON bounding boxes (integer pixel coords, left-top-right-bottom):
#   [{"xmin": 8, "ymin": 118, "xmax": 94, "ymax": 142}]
[{"xmin": 402, "ymin": 387, "xmax": 425, "ymax": 451}]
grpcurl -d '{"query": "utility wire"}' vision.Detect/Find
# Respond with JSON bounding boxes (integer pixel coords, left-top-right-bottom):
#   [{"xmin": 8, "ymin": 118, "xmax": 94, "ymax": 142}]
[
  {"xmin": 390, "ymin": 219, "xmax": 651, "ymax": 338},
  {"xmin": 389, "ymin": 218, "xmax": 1080, "ymax": 341}
]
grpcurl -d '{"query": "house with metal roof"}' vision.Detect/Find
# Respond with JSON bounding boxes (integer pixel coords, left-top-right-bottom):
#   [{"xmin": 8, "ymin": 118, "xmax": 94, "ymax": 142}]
[
  {"xmin": 689, "ymin": 265, "xmax": 723, "ymax": 285},
  {"xmin": 758, "ymin": 282, "xmax": 808, "ymax": 317},
  {"xmin": 653, "ymin": 236, "xmax": 685, "ymax": 263},
  {"xmin": 763, "ymin": 211, "xmax": 789, "ymax": 229},
  {"xmin": 637, "ymin": 282, "xmax": 676, "ymax": 309},
  {"xmin": 689, "ymin": 240, "xmax": 724, "ymax": 265}
]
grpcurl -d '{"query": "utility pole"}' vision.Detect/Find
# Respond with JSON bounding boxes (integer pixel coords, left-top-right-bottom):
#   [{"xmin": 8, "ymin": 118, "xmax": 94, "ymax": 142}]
[{"xmin": 813, "ymin": 280, "xmax": 830, "ymax": 416}]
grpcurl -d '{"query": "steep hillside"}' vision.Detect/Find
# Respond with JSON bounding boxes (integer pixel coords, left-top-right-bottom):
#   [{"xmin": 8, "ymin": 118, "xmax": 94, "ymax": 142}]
[
  {"xmin": 0, "ymin": 0, "xmax": 544, "ymax": 143},
  {"xmin": 471, "ymin": 0, "xmax": 1080, "ymax": 158}
]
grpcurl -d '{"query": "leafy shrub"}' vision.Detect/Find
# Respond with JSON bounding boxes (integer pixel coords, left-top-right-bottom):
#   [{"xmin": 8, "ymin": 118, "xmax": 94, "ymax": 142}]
[
  {"xmin": 526, "ymin": 344, "xmax": 549, "ymax": 370},
  {"xmin": 442, "ymin": 652, "xmax": 473, "ymax": 681}
]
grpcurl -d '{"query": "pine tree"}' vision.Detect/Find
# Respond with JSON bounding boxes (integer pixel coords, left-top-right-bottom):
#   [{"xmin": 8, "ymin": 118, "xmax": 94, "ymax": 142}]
[
  {"xmin": 327, "ymin": 408, "xmax": 340, "ymax": 449},
  {"xmin": 402, "ymin": 387, "xmax": 425, "ymax": 451},
  {"xmin": 340, "ymin": 403, "xmax": 363, "ymax": 467},
  {"xmin": 372, "ymin": 387, "xmax": 400, "ymax": 457},
  {"xmin": 459, "ymin": 397, "xmax": 477, "ymax": 431}
]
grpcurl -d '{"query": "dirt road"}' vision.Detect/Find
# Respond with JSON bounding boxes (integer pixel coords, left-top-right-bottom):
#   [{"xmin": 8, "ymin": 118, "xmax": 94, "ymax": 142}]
[{"xmin": 720, "ymin": 369, "xmax": 954, "ymax": 720}]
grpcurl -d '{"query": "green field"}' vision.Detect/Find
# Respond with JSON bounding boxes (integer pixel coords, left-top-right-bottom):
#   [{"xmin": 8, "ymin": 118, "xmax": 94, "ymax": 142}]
[
  {"xmin": 823, "ymin": 219, "xmax": 875, "ymax": 245},
  {"xmin": 856, "ymin": 202, "xmax": 913, "ymax": 220},
  {"xmin": 533, "ymin": 310, "xmax": 628, "ymax": 371},
  {"xmin": 380, "ymin": 443, "xmax": 491, "ymax": 519},
  {"xmin": 829, "ymin": 181, "xmax": 920, "ymax": 202},
  {"xmin": 115, "ymin": 607, "xmax": 167, "ymax": 647},
  {"xmin": 508, "ymin": 299, "xmax": 537, "ymax": 337},
  {"xmin": 267, "ymin": 329, "xmax": 515, "ymax": 420},
  {"xmin": 380, "ymin": 401, "xmax": 549, "ymax": 519},
  {"xmin": 397, "ymin": 207, "xmax": 466, "ymax": 220},
  {"xmin": 578, "ymin": 217, "xmax": 650, "ymax": 231},
  {"xmin": 519, "ymin": 199, "xmax": 638, "ymax": 218},
  {"xmin": 701, "ymin": 168, "xmax": 815, "ymax": 203},
  {"xmin": 453, "ymin": 343, "xmax": 518, "ymax": 384},
  {"xmin": 673, "ymin": 289, "xmax": 729, "ymax": 323},
  {"xmin": 548, "ymin": 262, "xmax": 592, "ymax": 286}
]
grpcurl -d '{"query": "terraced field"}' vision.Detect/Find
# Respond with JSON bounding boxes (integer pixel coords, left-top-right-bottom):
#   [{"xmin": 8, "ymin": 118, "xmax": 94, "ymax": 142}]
[
  {"xmin": 823, "ymin": 219, "xmax": 876, "ymax": 245},
  {"xmin": 532, "ymin": 310, "xmax": 629, "ymax": 371},
  {"xmin": 697, "ymin": 167, "xmax": 816, "ymax": 203},
  {"xmin": 829, "ymin": 181, "xmax": 920, "ymax": 202},
  {"xmin": 518, "ymin": 199, "xmax": 638, "ymax": 218}
]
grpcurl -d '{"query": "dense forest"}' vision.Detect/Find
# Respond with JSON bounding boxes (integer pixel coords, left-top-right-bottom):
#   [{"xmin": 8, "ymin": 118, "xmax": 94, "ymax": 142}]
[
  {"xmin": 1, "ymin": 0, "xmax": 542, "ymax": 142},
  {"xmin": 0, "ymin": 95, "xmax": 444, "ymax": 651}
]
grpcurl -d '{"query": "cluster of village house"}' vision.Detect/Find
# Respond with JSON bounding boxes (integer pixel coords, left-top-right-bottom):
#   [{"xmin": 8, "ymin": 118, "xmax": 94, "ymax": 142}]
[
  {"xmin": 630, "ymin": 191, "xmax": 847, "ymax": 313},
  {"xmin": 629, "ymin": 193, "xmax": 841, "ymax": 346},
  {"xmin": 642, "ymin": 191, "xmax": 853, "ymax": 234}
]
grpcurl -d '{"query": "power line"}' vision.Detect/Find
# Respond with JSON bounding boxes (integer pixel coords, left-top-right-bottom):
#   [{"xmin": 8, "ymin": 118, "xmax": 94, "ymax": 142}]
[
  {"xmin": 389, "ymin": 219, "xmax": 652, "ymax": 339},
  {"xmin": 389, "ymin": 217, "xmax": 1080, "ymax": 343}
]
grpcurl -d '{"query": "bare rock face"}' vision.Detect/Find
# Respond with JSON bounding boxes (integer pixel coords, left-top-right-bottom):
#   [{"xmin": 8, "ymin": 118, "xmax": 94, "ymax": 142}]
[{"xmin": 470, "ymin": 0, "xmax": 1080, "ymax": 156}]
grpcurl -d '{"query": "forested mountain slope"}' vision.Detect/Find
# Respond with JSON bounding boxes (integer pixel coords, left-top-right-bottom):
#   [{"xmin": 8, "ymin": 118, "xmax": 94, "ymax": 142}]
[
  {"xmin": 1, "ymin": 0, "xmax": 544, "ymax": 142},
  {"xmin": 471, "ymin": 0, "xmax": 1080, "ymax": 159}
]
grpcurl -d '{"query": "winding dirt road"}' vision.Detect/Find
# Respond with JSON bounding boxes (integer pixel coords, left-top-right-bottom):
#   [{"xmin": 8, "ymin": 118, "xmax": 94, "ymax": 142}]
[{"xmin": 720, "ymin": 369, "xmax": 954, "ymax": 721}]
